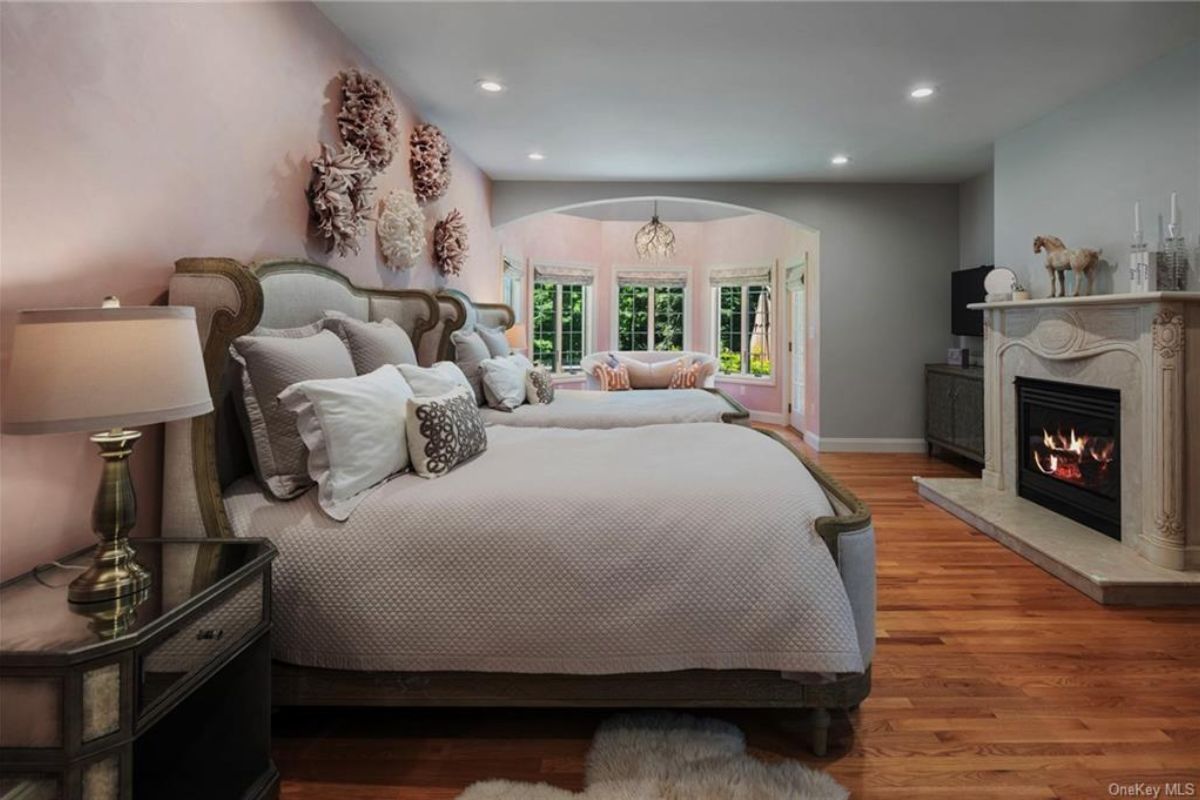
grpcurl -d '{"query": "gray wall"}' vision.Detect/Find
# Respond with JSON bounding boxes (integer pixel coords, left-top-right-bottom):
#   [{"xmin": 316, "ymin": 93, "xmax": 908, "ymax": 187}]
[
  {"xmin": 958, "ymin": 166, "xmax": 995, "ymax": 268},
  {"xmin": 995, "ymin": 42, "xmax": 1199, "ymax": 294},
  {"xmin": 493, "ymin": 181, "xmax": 959, "ymax": 441}
]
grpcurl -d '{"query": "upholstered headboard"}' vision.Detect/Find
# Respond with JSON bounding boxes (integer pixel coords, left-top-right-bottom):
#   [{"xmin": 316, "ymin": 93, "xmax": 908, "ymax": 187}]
[
  {"xmin": 434, "ymin": 288, "xmax": 515, "ymax": 362},
  {"xmin": 161, "ymin": 257, "xmax": 439, "ymax": 546}
]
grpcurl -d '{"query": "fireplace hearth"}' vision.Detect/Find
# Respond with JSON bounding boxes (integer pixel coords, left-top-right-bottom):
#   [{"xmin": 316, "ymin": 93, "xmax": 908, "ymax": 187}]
[{"xmin": 1016, "ymin": 377, "xmax": 1120, "ymax": 539}]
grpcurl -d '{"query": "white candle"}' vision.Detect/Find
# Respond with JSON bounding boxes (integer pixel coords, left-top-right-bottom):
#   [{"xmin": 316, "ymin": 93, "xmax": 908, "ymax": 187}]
[
  {"xmin": 1134, "ymin": 201, "xmax": 1142, "ymax": 237},
  {"xmin": 1170, "ymin": 192, "xmax": 1178, "ymax": 225}
]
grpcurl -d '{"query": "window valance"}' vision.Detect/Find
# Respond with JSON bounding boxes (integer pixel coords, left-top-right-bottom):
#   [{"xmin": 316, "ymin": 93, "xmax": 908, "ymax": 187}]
[
  {"xmin": 709, "ymin": 265, "xmax": 773, "ymax": 287},
  {"xmin": 615, "ymin": 270, "xmax": 688, "ymax": 289},
  {"xmin": 534, "ymin": 264, "xmax": 595, "ymax": 286},
  {"xmin": 785, "ymin": 264, "xmax": 806, "ymax": 291}
]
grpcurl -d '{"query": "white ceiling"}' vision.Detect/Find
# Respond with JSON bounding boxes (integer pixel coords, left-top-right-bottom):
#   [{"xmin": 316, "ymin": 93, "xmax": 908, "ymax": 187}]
[
  {"xmin": 318, "ymin": 2, "xmax": 1200, "ymax": 183},
  {"xmin": 559, "ymin": 198, "xmax": 751, "ymax": 223}
]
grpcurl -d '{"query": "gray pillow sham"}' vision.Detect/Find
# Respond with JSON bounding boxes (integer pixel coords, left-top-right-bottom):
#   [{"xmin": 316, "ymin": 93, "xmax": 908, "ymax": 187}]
[
  {"xmin": 449, "ymin": 329, "xmax": 490, "ymax": 405},
  {"xmin": 324, "ymin": 311, "xmax": 418, "ymax": 373},
  {"xmin": 229, "ymin": 328, "xmax": 355, "ymax": 499},
  {"xmin": 475, "ymin": 325, "xmax": 511, "ymax": 358}
]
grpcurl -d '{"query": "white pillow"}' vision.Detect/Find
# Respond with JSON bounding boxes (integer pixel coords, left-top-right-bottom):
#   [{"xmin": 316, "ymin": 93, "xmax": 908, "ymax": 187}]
[
  {"xmin": 480, "ymin": 356, "xmax": 528, "ymax": 411},
  {"xmin": 397, "ymin": 361, "xmax": 473, "ymax": 397},
  {"xmin": 277, "ymin": 365, "xmax": 413, "ymax": 521},
  {"xmin": 406, "ymin": 387, "xmax": 488, "ymax": 479}
]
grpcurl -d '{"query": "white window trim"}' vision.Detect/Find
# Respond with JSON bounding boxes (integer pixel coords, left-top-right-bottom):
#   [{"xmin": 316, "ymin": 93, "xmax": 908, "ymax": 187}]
[
  {"xmin": 532, "ymin": 278, "xmax": 595, "ymax": 375},
  {"xmin": 709, "ymin": 274, "xmax": 777, "ymax": 386},
  {"xmin": 610, "ymin": 272, "xmax": 691, "ymax": 352}
]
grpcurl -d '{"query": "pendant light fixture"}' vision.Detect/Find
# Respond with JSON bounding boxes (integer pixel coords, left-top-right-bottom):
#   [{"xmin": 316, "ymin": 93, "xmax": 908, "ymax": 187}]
[{"xmin": 634, "ymin": 200, "xmax": 676, "ymax": 261}]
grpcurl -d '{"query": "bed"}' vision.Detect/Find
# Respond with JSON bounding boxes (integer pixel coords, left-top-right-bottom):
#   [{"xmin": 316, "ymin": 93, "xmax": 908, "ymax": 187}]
[
  {"xmin": 161, "ymin": 257, "xmax": 875, "ymax": 755},
  {"xmin": 435, "ymin": 289, "xmax": 750, "ymax": 427}
]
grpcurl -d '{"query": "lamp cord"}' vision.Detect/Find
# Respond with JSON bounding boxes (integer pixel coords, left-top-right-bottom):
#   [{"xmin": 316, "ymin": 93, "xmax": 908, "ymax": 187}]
[{"xmin": 32, "ymin": 561, "xmax": 88, "ymax": 589}]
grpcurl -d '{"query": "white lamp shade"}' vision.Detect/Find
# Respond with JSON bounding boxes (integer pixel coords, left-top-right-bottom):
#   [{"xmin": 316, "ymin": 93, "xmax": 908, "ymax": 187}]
[{"xmin": 2, "ymin": 306, "xmax": 213, "ymax": 435}]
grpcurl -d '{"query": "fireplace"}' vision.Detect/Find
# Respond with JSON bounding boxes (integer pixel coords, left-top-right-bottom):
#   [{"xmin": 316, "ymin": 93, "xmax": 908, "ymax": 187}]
[{"xmin": 1015, "ymin": 377, "xmax": 1121, "ymax": 539}]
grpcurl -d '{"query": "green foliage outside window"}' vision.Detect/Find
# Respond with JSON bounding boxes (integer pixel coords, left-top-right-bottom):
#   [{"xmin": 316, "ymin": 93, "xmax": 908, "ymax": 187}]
[{"xmin": 532, "ymin": 281, "xmax": 586, "ymax": 371}]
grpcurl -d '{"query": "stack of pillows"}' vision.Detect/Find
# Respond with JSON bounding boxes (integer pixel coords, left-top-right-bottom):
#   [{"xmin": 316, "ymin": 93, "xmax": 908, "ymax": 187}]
[
  {"xmin": 229, "ymin": 312, "xmax": 548, "ymax": 523},
  {"xmin": 593, "ymin": 354, "xmax": 705, "ymax": 392},
  {"xmin": 448, "ymin": 326, "xmax": 555, "ymax": 411}
]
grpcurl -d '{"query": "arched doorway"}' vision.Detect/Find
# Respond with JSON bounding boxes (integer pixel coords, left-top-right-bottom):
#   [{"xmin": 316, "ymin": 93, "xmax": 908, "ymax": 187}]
[{"xmin": 495, "ymin": 197, "xmax": 819, "ymax": 436}]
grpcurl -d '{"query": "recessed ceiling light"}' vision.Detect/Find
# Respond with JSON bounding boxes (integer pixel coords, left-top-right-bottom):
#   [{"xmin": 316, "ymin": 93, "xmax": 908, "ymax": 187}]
[
  {"xmin": 527, "ymin": 152, "xmax": 546, "ymax": 161},
  {"xmin": 477, "ymin": 79, "xmax": 505, "ymax": 93},
  {"xmin": 830, "ymin": 154, "xmax": 850, "ymax": 166},
  {"xmin": 910, "ymin": 85, "xmax": 935, "ymax": 99}
]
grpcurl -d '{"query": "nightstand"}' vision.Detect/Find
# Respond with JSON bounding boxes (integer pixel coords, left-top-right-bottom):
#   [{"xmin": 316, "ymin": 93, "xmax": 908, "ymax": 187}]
[{"xmin": 0, "ymin": 538, "xmax": 277, "ymax": 800}]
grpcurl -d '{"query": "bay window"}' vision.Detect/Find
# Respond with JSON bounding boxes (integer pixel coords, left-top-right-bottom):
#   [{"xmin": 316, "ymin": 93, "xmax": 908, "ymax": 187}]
[
  {"xmin": 531, "ymin": 265, "xmax": 594, "ymax": 372},
  {"xmin": 710, "ymin": 266, "xmax": 773, "ymax": 379},
  {"xmin": 615, "ymin": 271, "xmax": 687, "ymax": 352}
]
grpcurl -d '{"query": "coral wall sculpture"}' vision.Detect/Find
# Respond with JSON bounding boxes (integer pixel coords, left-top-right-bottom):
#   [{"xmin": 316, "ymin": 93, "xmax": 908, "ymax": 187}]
[
  {"xmin": 307, "ymin": 143, "xmax": 375, "ymax": 257},
  {"xmin": 377, "ymin": 189, "xmax": 425, "ymax": 270},
  {"xmin": 337, "ymin": 69, "xmax": 401, "ymax": 173},
  {"xmin": 410, "ymin": 123, "xmax": 452, "ymax": 202},
  {"xmin": 433, "ymin": 208, "xmax": 469, "ymax": 276}
]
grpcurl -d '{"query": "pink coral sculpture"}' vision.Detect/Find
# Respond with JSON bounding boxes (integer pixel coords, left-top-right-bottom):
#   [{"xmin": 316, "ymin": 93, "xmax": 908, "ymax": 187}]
[
  {"xmin": 410, "ymin": 123, "xmax": 452, "ymax": 202},
  {"xmin": 433, "ymin": 209, "xmax": 469, "ymax": 276},
  {"xmin": 337, "ymin": 69, "xmax": 401, "ymax": 173},
  {"xmin": 307, "ymin": 142, "xmax": 375, "ymax": 257}
]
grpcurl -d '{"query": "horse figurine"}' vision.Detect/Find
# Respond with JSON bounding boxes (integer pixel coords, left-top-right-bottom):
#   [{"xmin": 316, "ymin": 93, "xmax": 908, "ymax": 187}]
[{"xmin": 1034, "ymin": 235, "xmax": 1102, "ymax": 298}]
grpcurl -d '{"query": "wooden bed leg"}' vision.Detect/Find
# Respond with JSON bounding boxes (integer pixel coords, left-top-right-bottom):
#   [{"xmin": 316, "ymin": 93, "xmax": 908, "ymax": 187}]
[{"xmin": 811, "ymin": 708, "xmax": 831, "ymax": 756}]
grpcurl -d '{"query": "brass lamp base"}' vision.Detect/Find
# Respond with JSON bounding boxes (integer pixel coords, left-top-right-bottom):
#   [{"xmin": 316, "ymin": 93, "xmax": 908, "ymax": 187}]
[{"xmin": 68, "ymin": 429, "xmax": 153, "ymax": 604}]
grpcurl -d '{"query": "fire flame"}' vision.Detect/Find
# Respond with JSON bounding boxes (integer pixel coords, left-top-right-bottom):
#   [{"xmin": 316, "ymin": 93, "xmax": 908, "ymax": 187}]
[{"xmin": 1033, "ymin": 427, "xmax": 1114, "ymax": 484}]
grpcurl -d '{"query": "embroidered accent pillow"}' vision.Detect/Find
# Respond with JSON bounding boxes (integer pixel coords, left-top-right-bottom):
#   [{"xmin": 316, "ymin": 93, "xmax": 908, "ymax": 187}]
[
  {"xmin": 594, "ymin": 362, "xmax": 631, "ymax": 391},
  {"xmin": 277, "ymin": 365, "xmax": 413, "ymax": 521},
  {"xmin": 480, "ymin": 355, "xmax": 528, "ymax": 411},
  {"xmin": 668, "ymin": 360, "xmax": 703, "ymax": 389},
  {"xmin": 406, "ymin": 387, "xmax": 489, "ymax": 478},
  {"xmin": 323, "ymin": 310, "xmax": 418, "ymax": 372},
  {"xmin": 525, "ymin": 366, "xmax": 556, "ymax": 404}
]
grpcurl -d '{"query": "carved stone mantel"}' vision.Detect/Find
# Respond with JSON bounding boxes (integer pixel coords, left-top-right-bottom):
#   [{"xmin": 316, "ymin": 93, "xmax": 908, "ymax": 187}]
[{"xmin": 970, "ymin": 293, "xmax": 1200, "ymax": 570}]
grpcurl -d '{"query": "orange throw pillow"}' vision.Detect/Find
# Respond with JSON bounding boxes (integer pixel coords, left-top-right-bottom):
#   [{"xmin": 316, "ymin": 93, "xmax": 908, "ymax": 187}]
[
  {"xmin": 594, "ymin": 363, "xmax": 632, "ymax": 391},
  {"xmin": 668, "ymin": 361, "xmax": 702, "ymax": 389}
]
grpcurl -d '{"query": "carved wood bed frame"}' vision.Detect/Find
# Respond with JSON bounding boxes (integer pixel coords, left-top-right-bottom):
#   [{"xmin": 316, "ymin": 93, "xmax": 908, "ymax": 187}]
[{"xmin": 162, "ymin": 257, "xmax": 873, "ymax": 755}]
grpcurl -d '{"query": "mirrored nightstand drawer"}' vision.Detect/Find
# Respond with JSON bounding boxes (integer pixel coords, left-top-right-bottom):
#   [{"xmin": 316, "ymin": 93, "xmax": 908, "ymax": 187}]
[{"xmin": 138, "ymin": 577, "xmax": 264, "ymax": 716}]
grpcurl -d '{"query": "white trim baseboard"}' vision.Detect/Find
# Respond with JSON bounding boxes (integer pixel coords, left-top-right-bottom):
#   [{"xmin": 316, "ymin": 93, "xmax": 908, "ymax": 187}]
[
  {"xmin": 806, "ymin": 435, "xmax": 926, "ymax": 453},
  {"xmin": 748, "ymin": 410, "xmax": 786, "ymax": 425}
]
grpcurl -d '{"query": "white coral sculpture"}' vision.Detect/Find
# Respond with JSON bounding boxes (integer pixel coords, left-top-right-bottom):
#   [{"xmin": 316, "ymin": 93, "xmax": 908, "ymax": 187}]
[
  {"xmin": 337, "ymin": 69, "xmax": 401, "ymax": 173},
  {"xmin": 377, "ymin": 189, "xmax": 425, "ymax": 270},
  {"xmin": 308, "ymin": 142, "xmax": 375, "ymax": 257}
]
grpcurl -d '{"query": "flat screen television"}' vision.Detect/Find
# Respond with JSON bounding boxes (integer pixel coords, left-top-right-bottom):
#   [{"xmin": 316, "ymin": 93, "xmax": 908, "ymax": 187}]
[{"xmin": 951, "ymin": 265, "xmax": 992, "ymax": 337}]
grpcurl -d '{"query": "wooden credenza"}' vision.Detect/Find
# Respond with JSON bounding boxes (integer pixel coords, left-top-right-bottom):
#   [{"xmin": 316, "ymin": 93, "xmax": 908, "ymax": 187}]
[{"xmin": 925, "ymin": 363, "xmax": 984, "ymax": 463}]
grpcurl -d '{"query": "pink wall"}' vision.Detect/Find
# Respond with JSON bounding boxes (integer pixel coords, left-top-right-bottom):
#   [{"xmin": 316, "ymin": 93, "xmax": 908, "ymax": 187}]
[
  {"xmin": 0, "ymin": 2, "xmax": 499, "ymax": 579},
  {"xmin": 497, "ymin": 212, "xmax": 816, "ymax": 419}
]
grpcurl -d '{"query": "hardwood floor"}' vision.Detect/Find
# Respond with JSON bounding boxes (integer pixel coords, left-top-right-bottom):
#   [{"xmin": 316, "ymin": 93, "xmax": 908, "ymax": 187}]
[{"xmin": 274, "ymin": 428, "xmax": 1200, "ymax": 799}]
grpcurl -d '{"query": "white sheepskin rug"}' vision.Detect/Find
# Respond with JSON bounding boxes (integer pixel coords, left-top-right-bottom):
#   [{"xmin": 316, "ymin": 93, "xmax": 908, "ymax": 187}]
[{"xmin": 456, "ymin": 713, "xmax": 848, "ymax": 800}]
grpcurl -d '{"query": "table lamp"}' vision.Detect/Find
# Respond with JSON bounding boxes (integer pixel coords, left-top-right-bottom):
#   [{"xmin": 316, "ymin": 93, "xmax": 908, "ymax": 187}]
[
  {"xmin": 505, "ymin": 323, "xmax": 528, "ymax": 352},
  {"xmin": 2, "ymin": 299, "xmax": 213, "ymax": 604}
]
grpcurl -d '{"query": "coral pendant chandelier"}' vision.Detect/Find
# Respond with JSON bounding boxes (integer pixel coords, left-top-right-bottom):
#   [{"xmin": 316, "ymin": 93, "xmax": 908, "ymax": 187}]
[{"xmin": 634, "ymin": 200, "xmax": 676, "ymax": 261}]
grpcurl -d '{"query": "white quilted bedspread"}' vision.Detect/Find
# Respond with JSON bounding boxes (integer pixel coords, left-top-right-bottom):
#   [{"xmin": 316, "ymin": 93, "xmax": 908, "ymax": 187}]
[
  {"xmin": 478, "ymin": 388, "xmax": 733, "ymax": 428},
  {"xmin": 223, "ymin": 423, "xmax": 864, "ymax": 674}
]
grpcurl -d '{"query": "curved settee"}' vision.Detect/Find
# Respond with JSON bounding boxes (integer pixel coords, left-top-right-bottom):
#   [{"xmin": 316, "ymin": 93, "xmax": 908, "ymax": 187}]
[{"xmin": 580, "ymin": 350, "xmax": 718, "ymax": 390}]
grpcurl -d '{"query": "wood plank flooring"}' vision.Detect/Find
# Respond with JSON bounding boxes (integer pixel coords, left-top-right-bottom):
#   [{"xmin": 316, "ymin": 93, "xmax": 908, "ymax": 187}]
[{"xmin": 274, "ymin": 427, "xmax": 1200, "ymax": 799}]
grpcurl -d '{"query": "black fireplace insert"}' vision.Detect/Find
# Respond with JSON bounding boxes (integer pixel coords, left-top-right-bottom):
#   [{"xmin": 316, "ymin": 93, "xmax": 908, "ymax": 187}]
[{"xmin": 1015, "ymin": 377, "xmax": 1121, "ymax": 539}]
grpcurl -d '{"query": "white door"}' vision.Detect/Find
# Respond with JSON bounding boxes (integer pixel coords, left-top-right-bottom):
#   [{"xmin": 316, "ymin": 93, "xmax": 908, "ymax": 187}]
[{"xmin": 789, "ymin": 288, "xmax": 805, "ymax": 431}]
